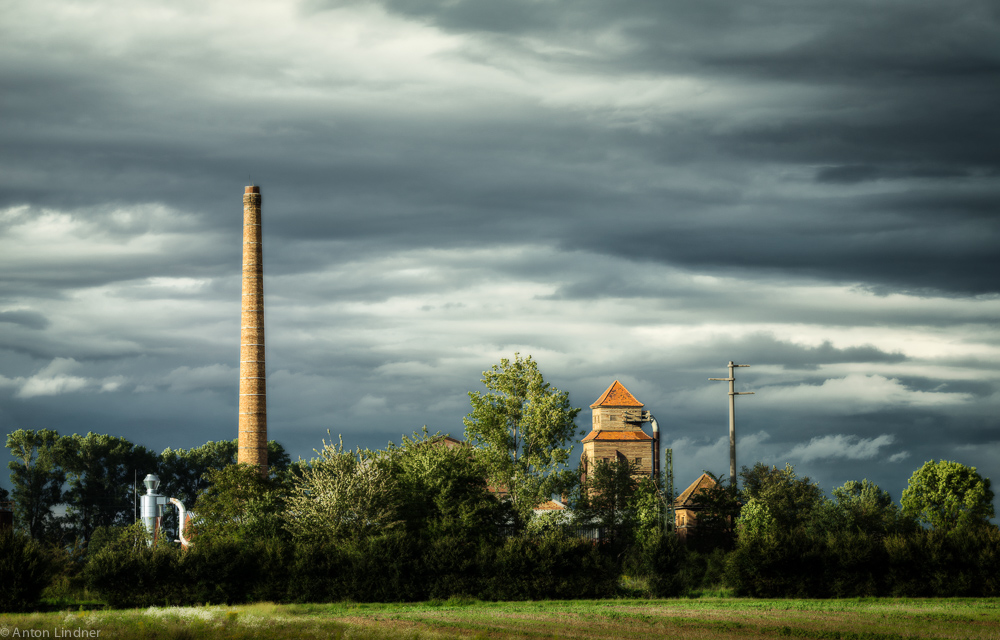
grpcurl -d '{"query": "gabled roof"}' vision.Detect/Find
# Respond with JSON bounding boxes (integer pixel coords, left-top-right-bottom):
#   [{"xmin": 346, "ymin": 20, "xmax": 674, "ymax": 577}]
[
  {"xmin": 534, "ymin": 499, "xmax": 567, "ymax": 512},
  {"xmin": 590, "ymin": 380, "xmax": 644, "ymax": 408},
  {"xmin": 581, "ymin": 430, "xmax": 652, "ymax": 443},
  {"xmin": 674, "ymin": 473, "xmax": 718, "ymax": 508},
  {"xmin": 431, "ymin": 435, "xmax": 466, "ymax": 449}
]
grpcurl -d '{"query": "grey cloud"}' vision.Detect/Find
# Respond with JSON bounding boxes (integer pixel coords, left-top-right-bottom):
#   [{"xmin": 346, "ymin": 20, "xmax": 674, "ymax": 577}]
[
  {"xmin": 0, "ymin": 310, "xmax": 49, "ymax": 330},
  {"xmin": 2, "ymin": 0, "xmax": 999, "ymax": 520},
  {"xmin": 698, "ymin": 335, "xmax": 906, "ymax": 370},
  {"xmin": 815, "ymin": 165, "xmax": 974, "ymax": 185}
]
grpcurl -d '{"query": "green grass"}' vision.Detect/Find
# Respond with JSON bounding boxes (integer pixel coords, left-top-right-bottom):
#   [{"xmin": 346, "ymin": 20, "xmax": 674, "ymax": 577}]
[{"xmin": 2, "ymin": 599, "xmax": 999, "ymax": 640}]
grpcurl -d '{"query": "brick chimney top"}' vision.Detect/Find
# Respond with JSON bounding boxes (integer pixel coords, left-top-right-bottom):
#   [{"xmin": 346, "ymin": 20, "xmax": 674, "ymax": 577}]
[{"xmin": 245, "ymin": 185, "xmax": 260, "ymax": 194}]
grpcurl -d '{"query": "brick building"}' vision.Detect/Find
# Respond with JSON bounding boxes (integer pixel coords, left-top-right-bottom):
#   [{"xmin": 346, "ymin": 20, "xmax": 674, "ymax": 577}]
[
  {"xmin": 673, "ymin": 472, "xmax": 718, "ymax": 541},
  {"xmin": 580, "ymin": 380, "xmax": 656, "ymax": 482}
]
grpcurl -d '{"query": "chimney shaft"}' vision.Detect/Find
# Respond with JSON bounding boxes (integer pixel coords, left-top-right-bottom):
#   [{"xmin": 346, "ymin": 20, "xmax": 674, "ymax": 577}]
[
  {"xmin": 238, "ymin": 185, "xmax": 267, "ymax": 475},
  {"xmin": 651, "ymin": 417, "xmax": 659, "ymax": 481}
]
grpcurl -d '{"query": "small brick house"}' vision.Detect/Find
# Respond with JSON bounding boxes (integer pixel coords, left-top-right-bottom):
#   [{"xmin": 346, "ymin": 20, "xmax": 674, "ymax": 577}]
[{"xmin": 673, "ymin": 472, "xmax": 718, "ymax": 541}]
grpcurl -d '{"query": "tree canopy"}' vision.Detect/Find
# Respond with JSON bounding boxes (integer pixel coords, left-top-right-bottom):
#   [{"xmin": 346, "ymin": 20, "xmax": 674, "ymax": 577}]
[
  {"xmin": 158, "ymin": 439, "xmax": 290, "ymax": 510},
  {"xmin": 192, "ymin": 462, "xmax": 287, "ymax": 543},
  {"xmin": 901, "ymin": 459, "xmax": 994, "ymax": 531},
  {"xmin": 60, "ymin": 432, "xmax": 158, "ymax": 542},
  {"xmin": 5, "ymin": 429, "xmax": 63, "ymax": 540},
  {"xmin": 687, "ymin": 471, "xmax": 740, "ymax": 551},
  {"xmin": 387, "ymin": 430, "xmax": 511, "ymax": 539},
  {"xmin": 573, "ymin": 458, "xmax": 663, "ymax": 544},
  {"xmin": 463, "ymin": 353, "xmax": 581, "ymax": 522},
  {"xmin": 740, "ymin": 462, "xmax": 824, "ymax": 531},
  {"xmin": 284, "ymin": 435, "xmax": 400, "ymax": 543}
]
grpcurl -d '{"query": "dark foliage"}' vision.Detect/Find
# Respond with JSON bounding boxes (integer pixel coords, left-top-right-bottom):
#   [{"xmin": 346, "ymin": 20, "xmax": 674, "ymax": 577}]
[
  {"xmin": 686, "ymin": 472, "xmax": 740, "ymax": 552},
  {"xmin": 723, "ymin": 523, "xmax": 1000, "ymax": 598},
  {"xmin": 84, "ymin": 529, "xmax": 620, "ymax": 605},
  {"xmin": 82, "ymin": 524, "xmax": 182, "ymax": 608},
  {"xmin": 0, "ymin": 529, "xmax": 59, "ymax": 611},
  {"xmin": 625, "ymin": 533, "xmax": 689, "ymax": 597}
]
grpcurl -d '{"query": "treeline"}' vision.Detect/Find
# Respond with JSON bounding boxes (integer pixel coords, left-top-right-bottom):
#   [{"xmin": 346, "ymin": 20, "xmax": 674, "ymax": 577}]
[
  {"xmin": 4, "ymin": 428, "xmax": 997, "ymax": 610},
  {"xmin": 63, "ymin": 430, "xmax": 685, "ymax": 608},
  {"xmin": 3, "ymin": 429, "xmax": 290, "ymax": 544},
  {"xmin": 689, "ymin": 462, "xmax": 999, "ymax": 598},
  {"xmin": 1, "ymin": 351, "xmax": 997, "ymax": 609},
  {"xmin": 2, "ymin": 429, "xmax": 642, "ymax": 609}
]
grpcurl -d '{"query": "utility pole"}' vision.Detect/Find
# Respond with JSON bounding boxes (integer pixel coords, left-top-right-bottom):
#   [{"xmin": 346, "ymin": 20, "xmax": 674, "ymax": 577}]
[{"xmin": 710, "ymin": 362, "xmax": 754, "ymax": 487}]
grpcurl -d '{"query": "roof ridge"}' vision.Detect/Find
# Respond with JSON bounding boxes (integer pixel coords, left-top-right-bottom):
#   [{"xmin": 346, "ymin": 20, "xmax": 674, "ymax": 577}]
[{"xmin": 674, "ymin": 472, "xmax": 719, "ymax": 507}]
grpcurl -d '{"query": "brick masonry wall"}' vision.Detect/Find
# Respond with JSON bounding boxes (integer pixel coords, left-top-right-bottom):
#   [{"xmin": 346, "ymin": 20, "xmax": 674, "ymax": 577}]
[
  {"xmin": 583, "ymin": 440, "xmax": 653, "ymax": 476},
  {"xmin": 591, "ymin": 406, "xmax": 645, "ymax": 431},
  {"xmin": 238, "ymin": 187, "xmax": 268, "ymax": 475}
]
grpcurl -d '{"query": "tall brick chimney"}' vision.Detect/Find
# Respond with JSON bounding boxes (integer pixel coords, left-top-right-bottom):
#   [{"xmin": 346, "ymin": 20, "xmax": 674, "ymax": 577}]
[{"xmin": 238, "ymin": 185, "xmax": 267, "ymax": 475}]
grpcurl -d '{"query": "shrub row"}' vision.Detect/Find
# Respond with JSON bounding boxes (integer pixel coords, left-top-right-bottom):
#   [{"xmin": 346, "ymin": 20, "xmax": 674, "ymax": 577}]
[
  {"xmin": 725, "ymin": 526, "xmax": 1000, "ymax": 598},
  {"xmin": 84, "ymin": 531, "xmax": 621, "ymax": 608}
]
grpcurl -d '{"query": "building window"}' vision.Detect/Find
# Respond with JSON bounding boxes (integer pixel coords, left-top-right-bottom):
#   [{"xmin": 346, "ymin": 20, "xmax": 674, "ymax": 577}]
[{"xmin": 634, "ymin": 458, "xmax": 641, "ymax": 466}]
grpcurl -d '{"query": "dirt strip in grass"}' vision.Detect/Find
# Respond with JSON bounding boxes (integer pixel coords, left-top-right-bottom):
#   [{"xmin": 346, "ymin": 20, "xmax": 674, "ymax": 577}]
[
  {"xmin": 2, "ymin": 599, "xmax": 998, "ymax": 640},
  {"xmin": 317, "ymin": 599, "xmax": 1000, "ymax": 640}
]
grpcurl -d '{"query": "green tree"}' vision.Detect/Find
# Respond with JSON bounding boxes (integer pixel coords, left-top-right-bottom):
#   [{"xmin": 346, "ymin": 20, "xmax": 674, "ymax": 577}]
[
  {"xmin": 687, "ymin": 471, "xmax": 740, "ymax": 551},
  {"xmin": 901, "ymin": 460, "xmax": 995, "ymax": 531},
  {"xmin": 740, "ymin": 462, "xmax": 824, "ymax": 531},
  {"xmin": 192, "ymin": 463, "xmax": 286, "ymax": 543},
  {"xmin": 158, "ymin": 439, "xmax": 291, "ymax": 509},
  {"xmin": 829, "ymin": 479, "xmax": 911, "ymax": 536},
  {"xmin": 735, "ymin": 497, "xmax": 774, "ymax": 543},
  {"xmin": 284, "ymin": 436, "xmax": 400, "ymax": 544},
  {"xmin": 463, "ymin": 353, "xmax": 581, "ymax": 523},
  {"xmin": 573, "ymin": 458, "xmax": 640, "ymax": 543},
  {"xmin": 388, "ymin": 430, "xmax": 511, "ymax": 539},
  {"xmin": 0, "ymin": 529, "xmax": 59, "ymax": 612},
  {"xmin": 60, "ymin": 432, "xmax": 158, "ymax": 542},
  {"xmin": 5, "ymin": 429, "xmax": 64, "ymax": 540}
]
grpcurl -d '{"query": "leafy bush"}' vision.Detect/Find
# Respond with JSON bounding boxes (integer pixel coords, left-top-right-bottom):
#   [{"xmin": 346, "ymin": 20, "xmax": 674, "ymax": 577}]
[
  {"xmin": 481, "ymin": 533, "xmax": 617, "ymax": 600},
  {"xmin": 83, "ymin": 524, "xmax": 182, "ymax": 608},
  {"xmin": 622, "ymin": 533, "xmax": 689, "ymax": 597},
  {"xmin": 179, "ymin": 537, "xmax": 289, "ymax": 604},
  {"xmin": 0, "ymin": 529, "xmax": 59, "ymax": 611},
  {"xmin": 725, "ymin": 529, "xmax": 829, "ymax": 598},
  {"xmin": 824, "ymin": 530, "xmax": 885, "ymax": 597}
]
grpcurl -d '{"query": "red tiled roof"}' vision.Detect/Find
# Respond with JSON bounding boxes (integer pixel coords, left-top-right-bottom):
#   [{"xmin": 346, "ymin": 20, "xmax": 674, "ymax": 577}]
[
  {"xmin": 534, "ymin": 500, "xmax": 566, "ymax": 511},
  {"xmin": 432, "ymin": 435, "xmax": 466, "ymax": 449},
  {"xmin": 581, "ymin": 430, "xmax": 652, "ymax": 442},
  {"xmin": 674, "ymin": 473, "xmax": 718, "ymax": 508},
  {"xmin": 590, "ymin": 380, "xmax": 644, "ymax": 408}
]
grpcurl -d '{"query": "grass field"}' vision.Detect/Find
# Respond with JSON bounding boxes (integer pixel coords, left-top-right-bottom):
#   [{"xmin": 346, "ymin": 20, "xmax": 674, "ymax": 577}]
[{"xmin": 2, "ymin": 598, "xmax": 999, "ymax": 640}]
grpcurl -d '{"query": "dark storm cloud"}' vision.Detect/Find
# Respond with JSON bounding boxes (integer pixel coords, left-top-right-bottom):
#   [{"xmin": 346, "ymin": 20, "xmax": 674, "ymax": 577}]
[
  {"xmin": 329, "ymin": 0, "xmax": 1000, "ymax": 83},
  {"xmin": 688, "ymin": 334, "xmax": 906, "ymax": 370},
  {"xmin": 288, "ymin": 0, "xmax": 1000, "ymax": 296},
  {"xmin": 4, "ymin": 0, "xmax": 997, "ymax": 299},
  {"xmin": 1, "ymin": 0, "xmax": 998, "ymax": 520},
  {"xmin": 0, "ymin": 310, "xmax": 48, "ymax": 330},
  {"xmin": 815, "ymin": 165, "xmax": 975, "ymax": 184}
]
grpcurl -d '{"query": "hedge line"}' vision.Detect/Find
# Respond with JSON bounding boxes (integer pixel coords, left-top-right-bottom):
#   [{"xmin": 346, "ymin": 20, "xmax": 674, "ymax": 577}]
[
  {"xmin": 725, "ymin": 526, "xmax": 1000, "ymax": 598},
  {"xmin": 83, "ymin": 531, "xmax": 626, "ymax": 608}
]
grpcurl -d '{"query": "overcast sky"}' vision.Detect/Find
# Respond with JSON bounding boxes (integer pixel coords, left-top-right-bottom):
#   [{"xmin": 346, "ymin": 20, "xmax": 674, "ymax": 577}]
[{"xmin": 2, "ymin": 0, "xmax": 999, "ymax": 511}]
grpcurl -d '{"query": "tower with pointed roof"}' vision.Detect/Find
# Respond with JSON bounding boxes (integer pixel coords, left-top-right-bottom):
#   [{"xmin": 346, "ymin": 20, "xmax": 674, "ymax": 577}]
[{"xmin": 580, "ymin": 380, "xmax": 655, "ymax": 482}]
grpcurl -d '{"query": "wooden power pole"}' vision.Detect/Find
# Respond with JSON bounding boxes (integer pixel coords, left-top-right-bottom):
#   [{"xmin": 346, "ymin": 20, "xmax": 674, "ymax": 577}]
[{"xmin": 710, "ymin": 362, "xmax": 754, "ymax": 487}]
